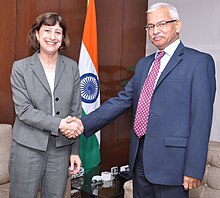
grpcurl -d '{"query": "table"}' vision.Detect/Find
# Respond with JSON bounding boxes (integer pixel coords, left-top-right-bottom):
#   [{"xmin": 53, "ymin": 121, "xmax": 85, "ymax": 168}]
[{"xmin": 71, "ymin": 166, "xmax": 126, "ymax": 198}]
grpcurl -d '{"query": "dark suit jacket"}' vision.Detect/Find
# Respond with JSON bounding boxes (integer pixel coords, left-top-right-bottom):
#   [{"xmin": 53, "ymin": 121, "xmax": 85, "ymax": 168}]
[
  {"xmin": 82, "ymin": 42, "xmax": 216, "ymax": 185},
  {"xmin": 11, "ymin": 51, "xmax": 81, "ymax": 154}
]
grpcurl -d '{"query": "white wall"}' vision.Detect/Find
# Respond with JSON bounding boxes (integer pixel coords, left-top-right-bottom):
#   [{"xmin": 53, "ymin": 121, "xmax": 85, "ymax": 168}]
[{"xmin": 147, "ymin": 0, "xmax": 220, "ymax": 141}]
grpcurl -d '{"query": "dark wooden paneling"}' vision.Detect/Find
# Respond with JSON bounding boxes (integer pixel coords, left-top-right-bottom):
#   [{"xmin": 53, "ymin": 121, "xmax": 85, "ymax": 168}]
[
  {"xmin": 59, "ymin": 0, "xmax": 87, "ymax": 60},
  {"xmin": 96, "ymin": 0, "xmax": 125, "ymax": 167},
  {"xmin": 96, "ymin": 0, "xmax": 148, "ymax": 167},
  {"xmin": 0, "ymin": 0, "xmax": 16, "ymax": 124},
  {"xmin": 117, "ymin": 0, "xmax": 147, "ymax": 147}
]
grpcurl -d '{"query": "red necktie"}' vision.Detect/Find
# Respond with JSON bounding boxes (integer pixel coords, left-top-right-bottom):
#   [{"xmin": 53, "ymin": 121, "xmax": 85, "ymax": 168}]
[{"xmin": 134, "ymin": 51, "xmax": 165, "ymax": 138}]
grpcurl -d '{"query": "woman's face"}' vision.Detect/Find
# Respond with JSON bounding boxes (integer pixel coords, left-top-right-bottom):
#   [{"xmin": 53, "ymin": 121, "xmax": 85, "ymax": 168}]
[{"xmin": 36, "ymin": 23, "xmax": 63, "ymax": 55}]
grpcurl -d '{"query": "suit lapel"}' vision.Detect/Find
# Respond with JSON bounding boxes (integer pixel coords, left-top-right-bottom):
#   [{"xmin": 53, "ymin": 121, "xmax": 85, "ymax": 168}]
[
  {"xmin": 54, "ymin": 54, "xmax": 65, "ymax": 89},
  {"xmin": 135, "ymin": 55, "xmax": 155, "ymax": 99},
  {"xmin": 30, "ymin": 52, "xmax": 51, "ymax": 95},
  {"xmin": 31, "ymin": 53, "xmax": 65, "ymax": 95},
  {"xmin": 155, "ymin": 42, "xmax": 184, "ymax": 89},
  {"xmin": 140, "ymin": 55, "xmax": 155, "ymax": 89}
]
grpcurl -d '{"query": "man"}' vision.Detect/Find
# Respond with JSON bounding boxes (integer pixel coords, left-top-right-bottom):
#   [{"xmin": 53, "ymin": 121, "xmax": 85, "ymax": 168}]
[{"xmin": 63, "ymin": 3, "xmax": 216, "ymax": 198}]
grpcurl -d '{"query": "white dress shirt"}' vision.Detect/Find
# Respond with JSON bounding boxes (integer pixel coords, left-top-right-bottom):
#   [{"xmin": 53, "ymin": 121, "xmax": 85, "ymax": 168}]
[{"xmin": 151, "ymin": 39, "xmax": 180, "ymax": 86}]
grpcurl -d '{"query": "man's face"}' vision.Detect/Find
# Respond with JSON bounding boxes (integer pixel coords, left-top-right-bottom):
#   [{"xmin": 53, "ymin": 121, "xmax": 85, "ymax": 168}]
[{"xmin": 147, "ymin": 8, "xmax": 182, "ymax": 50}]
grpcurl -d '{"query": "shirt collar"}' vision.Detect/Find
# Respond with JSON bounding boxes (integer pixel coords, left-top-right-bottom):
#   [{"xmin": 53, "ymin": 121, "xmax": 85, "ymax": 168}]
[{"xmin": 155, "ymin": 39, "xmax": 180, "ymax": 58}]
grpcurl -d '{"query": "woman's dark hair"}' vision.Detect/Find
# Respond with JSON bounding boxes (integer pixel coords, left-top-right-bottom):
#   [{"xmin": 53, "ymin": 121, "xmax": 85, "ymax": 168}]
[{"xmin": 28, "ymin": 12, "xmax": 70, "ymax": 51}]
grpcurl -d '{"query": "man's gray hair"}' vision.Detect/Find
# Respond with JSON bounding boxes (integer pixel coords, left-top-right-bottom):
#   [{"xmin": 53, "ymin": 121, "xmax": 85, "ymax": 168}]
[{"xmin": 146, "ymin": 3, "xmax": 180, "ymax": 20}]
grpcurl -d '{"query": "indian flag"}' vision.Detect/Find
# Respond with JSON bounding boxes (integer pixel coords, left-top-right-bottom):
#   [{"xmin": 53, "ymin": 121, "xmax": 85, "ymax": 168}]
[{"xmin": 79, "ymin": 0, "xmax": 100, "ymax": 172}]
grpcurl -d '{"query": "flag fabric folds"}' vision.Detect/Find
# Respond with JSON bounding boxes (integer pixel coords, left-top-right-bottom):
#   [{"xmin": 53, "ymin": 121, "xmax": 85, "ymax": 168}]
[{"xmin": 79, "ymin": 0, "xmax": 100, "ymax": 172}]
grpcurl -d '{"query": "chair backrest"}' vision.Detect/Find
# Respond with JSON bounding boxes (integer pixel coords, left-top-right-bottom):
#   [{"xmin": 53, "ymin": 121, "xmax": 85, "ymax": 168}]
[
  {"xmin": 189, "ymin": 141, "xmax": 220, "ymax": 198},
  {"xmin": 0, "ymin": 124, "xmax": 12, "ymax": 184}
]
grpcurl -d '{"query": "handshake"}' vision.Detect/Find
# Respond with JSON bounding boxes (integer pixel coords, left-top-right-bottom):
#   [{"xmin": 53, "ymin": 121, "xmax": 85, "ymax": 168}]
[{"xmin": 59, "ymin": 116, "xmax": 84, "ymax": 139}]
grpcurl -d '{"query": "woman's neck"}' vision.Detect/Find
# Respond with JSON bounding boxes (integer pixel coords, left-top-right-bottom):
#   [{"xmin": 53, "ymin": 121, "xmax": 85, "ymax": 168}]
[{"xmin": 38, "ymin": 52, "xmax": 58, "ymax": 72}]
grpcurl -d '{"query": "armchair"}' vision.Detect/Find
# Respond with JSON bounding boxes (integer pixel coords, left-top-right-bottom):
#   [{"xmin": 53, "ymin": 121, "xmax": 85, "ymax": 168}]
[{"xmin": 0, "ymin": 124, "xmax": 12, "ymax": 197}]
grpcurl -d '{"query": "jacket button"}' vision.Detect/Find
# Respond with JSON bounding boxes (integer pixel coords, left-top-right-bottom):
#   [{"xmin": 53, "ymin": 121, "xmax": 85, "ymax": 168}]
[
  {"xmin": 56, "ymin": 111, "xmax": 60, "ymax": 115},
  {"xmin": 55, "ymin": 97, "xmax": 59, "ymax": 101}
]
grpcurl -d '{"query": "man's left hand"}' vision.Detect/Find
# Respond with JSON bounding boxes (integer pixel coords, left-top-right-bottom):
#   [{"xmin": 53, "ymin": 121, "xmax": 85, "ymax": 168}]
[{"xmin": 183, "ymin": 175, "xmax": 201, "ymax": 190}]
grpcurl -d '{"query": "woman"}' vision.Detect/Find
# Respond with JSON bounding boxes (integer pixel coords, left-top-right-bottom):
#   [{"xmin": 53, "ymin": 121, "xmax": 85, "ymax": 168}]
[{"xmin": 10, "ymin": 12, "xmax": 83, "ymax": 198}]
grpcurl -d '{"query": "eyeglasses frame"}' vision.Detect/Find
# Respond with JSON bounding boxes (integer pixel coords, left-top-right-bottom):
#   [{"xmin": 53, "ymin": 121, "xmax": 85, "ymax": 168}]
[{"xmin": 145, "ymin": 20, "xmax": 177, "ymax": 31}]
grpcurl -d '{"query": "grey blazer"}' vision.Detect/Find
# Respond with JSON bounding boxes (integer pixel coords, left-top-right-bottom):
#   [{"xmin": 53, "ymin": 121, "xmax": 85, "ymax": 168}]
[{"xmin": 10, "ymin": 51, "xmax": 81, "ymax": 154}]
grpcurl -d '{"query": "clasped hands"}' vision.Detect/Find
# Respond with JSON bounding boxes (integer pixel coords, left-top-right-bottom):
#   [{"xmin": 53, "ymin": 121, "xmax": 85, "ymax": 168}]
[{"xmin": 59, "ymin": 116, "xmax": 84, "ymax": 139}]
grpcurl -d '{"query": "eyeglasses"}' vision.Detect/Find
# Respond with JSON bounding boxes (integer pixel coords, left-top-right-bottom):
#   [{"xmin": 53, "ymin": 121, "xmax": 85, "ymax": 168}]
[{"xmin": 145, "ymin": 20, "xmax": 177, "ymax": 31}]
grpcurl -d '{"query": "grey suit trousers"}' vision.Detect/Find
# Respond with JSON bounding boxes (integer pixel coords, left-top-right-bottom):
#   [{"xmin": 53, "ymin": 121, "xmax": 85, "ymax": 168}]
[{"xmin": 9, "ymin": 136, "xmax": 71, "ymax": 198}]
